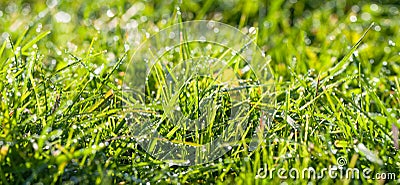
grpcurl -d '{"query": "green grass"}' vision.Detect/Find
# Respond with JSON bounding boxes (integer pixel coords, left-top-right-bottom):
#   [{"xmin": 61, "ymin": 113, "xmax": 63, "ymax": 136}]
[{"xmin": 1, "ymin": 0, "xmax": 400, "ymax": 184}]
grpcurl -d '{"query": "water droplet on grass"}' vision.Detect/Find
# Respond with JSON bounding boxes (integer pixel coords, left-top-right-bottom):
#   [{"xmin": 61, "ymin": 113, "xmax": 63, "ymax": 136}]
[
  {"xmin": 361, "ymin": 12, "xmax": 371, "ymax": 21},
  {"xmin": 46, "ymin": 0, "xmax": 58, "ymax": 8},
  {"xmin": 370, "ymin": 4, "xmax": 379, "ymax": 12},
  {"xmin": 6, "ymin": 74, "xmax": 14, "ymax": 84},
  {"xmin": 33, "ymin": 143, "xmax": 38, "ymax": 150},
  {"xmin": 349, "ymin": 15, "xmax": 357, "ymax": 22},
  {"xmin": 94, "ymin": 64, "xmax": 104, "ymax": 75},
  {"xmin": 106, "ymin": 9, "xmax": 115, "ymax": 17},
  {"xmin": 373, "ymin": 25, "xmax": 381, "ymax": 32},
  {"xmin": 55, "ymin": 11, "xmax": 71, "ymax": 23},
  {"xmin": 389, "ymin": 40, "xmax": 396, "ymax": 46},
  {"xmin": 389, "ymin": 7, "xmax": 399, "ymax": 15},
  {"xmin": 169, "ymin": 32, "xmax": 175, "ymax": 39},
  {"xmin": 351, "ymin": 5, "xmax": 360, "ymax": 13},
  {"xmin": 384, "ymin": 47, "xmax": 391, "ymax": 53},
  {"xmin": 249, "ymin": 27, "xmax": 256, "ymax": 34},
  {"xmin": 199, "ymin": 36, "xmax": 206, "ymax": 42}
]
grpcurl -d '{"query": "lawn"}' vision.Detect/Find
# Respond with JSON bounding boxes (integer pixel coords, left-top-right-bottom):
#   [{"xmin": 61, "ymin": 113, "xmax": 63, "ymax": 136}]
[{"xmin": 0, "ymin": 0, "xmax": 399, "ymax": 184}]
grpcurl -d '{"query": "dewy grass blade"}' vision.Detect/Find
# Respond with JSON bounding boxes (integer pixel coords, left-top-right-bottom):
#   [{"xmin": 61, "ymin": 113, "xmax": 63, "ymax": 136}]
[
  {"xmin": 0, "ymin": 40, "xmax": 7, "ymax": 59},
  {"xmin": 21, "ymin": 30, "xmax": 51, "ymax": 53},
  {"xmin": 320, "ymin": 23, "xmax": 374, "ymax": 85},
  {"xmin": 360, "ymin": 78, "xmax": 398, "ymax": 126},
  {"xmin": 14, "ymin": 26, "xmax": 30, "ymax": 50}
]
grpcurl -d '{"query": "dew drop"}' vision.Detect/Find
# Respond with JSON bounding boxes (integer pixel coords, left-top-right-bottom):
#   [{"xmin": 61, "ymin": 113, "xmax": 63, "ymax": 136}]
[
  {"xmin": 389, "ymin": 40, "xmax": 396, "ymax": 46},
  {"xmin": 55, "ymin": 11, "xmax": 71, "ymax": 23},
  {"xmin": 46, "ymin": 0, "xmax": 58, "ymax": 8},
  {"xmin": 370, "ymin": 4, "xmax": 379, "ymax": 12},
  {"xmin": 349, "ymin": 15, "xmax": 357, "ymax": 22},
  {"xmin": 106, "ymin": 9, "xmax": 115, "ymax": 17}
]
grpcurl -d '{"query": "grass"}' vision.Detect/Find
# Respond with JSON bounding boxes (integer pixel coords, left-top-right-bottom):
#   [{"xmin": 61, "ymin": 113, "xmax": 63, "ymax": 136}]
[{"xmin": 0, "ymin": 0, "xmax": 400, "ymax": 184}]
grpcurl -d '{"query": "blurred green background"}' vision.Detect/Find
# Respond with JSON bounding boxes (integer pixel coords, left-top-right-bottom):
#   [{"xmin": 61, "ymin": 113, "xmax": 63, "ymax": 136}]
[{"xmin": 1, "ymin": 0, "xmax": 399, "ymax": 79}]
